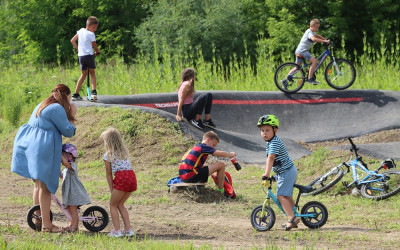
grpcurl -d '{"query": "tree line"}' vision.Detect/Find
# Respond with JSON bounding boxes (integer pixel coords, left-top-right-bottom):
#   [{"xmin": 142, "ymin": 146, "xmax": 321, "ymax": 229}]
[{"xmin": 0, "ymin": 0, "xmax": 398, "ymax": 66}]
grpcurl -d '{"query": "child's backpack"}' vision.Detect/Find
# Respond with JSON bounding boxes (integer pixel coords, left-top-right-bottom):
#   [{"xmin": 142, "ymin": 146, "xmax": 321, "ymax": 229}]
[{"xmin": 211, "ymin": 171, "xmax": 236, "ymax": 198}]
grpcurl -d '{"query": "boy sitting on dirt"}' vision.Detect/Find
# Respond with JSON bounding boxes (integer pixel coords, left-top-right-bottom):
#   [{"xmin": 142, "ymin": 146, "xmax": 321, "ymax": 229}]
[{"xmin": 179, "ymin": 131, "xmax": 236, "ymax": 192}]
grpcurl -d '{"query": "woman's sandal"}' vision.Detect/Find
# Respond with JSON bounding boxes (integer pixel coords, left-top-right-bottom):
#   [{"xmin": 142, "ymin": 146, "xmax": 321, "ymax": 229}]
[
  {"xmin": 281, "ymin": 218, "xmax": 300, "ymax": 231},
  {"xmin": 42, "ymin": 225, "xmax": 64, "ymax": 233}
]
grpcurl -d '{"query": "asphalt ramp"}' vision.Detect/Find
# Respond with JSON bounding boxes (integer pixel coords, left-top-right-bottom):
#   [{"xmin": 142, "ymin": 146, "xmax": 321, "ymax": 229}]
[{"xmin": 76, "ymin": 90, "xmax": 400, "ymax": 164}]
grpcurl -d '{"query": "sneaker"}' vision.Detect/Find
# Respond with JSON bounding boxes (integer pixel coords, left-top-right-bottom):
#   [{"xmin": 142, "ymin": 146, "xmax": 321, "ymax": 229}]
[
  {"xmin": 203, "ymin": 119, "xmax": 216, "ymax": 128},
  {"xmin": 71, "ymin": 94, "xmax": 82, "ymax": 101},
  {"xmin": 91, "ymin": 90, "xmax": 97, "ymax": 101},
  {"xmin": 190, "ymin": 119, "xmax": 205, "ymax": 129},
  {"xmin": 123, "ymin": 229, "xmax": 135, "ymax": 237},
  {"xmin": 306, "ymin": 79, "xmax": 319, "ymax": 85},
  {"xmin": 107, "ymin": 230, "xmax": 124, "ymax": 238}
]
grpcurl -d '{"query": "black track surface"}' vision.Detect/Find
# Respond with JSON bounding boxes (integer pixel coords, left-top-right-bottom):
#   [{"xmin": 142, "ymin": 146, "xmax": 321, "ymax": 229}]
[{"xmin": 75, "ymin": 90, "xmax": 400, "ymax": 163}]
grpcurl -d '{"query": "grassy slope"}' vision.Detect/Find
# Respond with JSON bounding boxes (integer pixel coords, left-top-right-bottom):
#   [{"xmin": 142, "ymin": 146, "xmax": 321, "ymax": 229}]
[{"xmin": 1, "ymin": 107, "xmax": 400, "ymax": 249}]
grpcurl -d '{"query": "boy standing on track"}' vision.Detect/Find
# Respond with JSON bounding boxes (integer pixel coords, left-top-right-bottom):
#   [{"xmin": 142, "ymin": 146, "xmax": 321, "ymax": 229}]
[
  {"xmin": 258, "ymin": 115, "xmax": 299, "ymax": 231},
  {"xmin": 295, "ymin": 19, "xmax": 330, "ymax": 85},
  {"xmin": 179, "ymin": 131, "xmax": 236, "ymax": 192},
  {"xmin": 70, "ymin": 16, "xmax": 101, "ymax": 101}
]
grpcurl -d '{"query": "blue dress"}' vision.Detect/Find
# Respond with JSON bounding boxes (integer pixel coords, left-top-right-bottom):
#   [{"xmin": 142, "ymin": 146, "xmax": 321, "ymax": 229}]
[{"xmin": 11, "ymin": 103, "xmax": 76, "ymax": 194}]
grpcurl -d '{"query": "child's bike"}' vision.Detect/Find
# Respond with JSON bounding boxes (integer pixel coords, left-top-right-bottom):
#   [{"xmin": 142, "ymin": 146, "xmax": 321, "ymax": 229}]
[
  {"xmin": 26, "ymin": 194, "xmax": 109, "ymax": 232},
  {"xmin": 303, "ymin": 137, "xmax": 400, "ymax": 200},
  {"xmin": 274, "ymin": 42, "xmax": 356, "ymax": 93},
  {"xmin": 250, "ymin": 176, "xmax": 328, "ymax": 231}
]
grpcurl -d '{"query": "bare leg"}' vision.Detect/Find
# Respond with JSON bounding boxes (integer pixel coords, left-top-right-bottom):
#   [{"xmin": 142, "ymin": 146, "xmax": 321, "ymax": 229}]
[
  {"xmin": 195, "ymin": 114, "xmax": 202, "ymax": 121},
  {"xmin": 33, "ymin": 181, "xmax": 40, "ymax": 226},
  {"xmin": 75, "ymin": 70, "xmax": 88, "ymax": 94},
  {"xmin": 308, "ymin": 57, "xmax": 317, "ymax": 79},
  {"xmin": 36, "ymin": 180, "xmax": 62, "ymax": 231},
  {"xmin": 110, "ymin": 189, "xmax": 126, "ymax": 231},
  {"xmin": 204, "ymin": 114, "xmax": 211, "ymax": 121},
  {"xmin": 277, "ymin": 195, "xmax": 298, "ymax": 226},
  {"xmin": 89, "ymin": 68, "xmax": 96, "ymax": 90},
  {"xmin": 117, "ymin": 192, "xmax": 133, "ymax": 231},
  {"xmin": 208, "ymin": 162, "xmax": 225, "ymax": 189},
  {"xmin": 68, "ymin": 206, "xmax": 79, "ymax": 230}
]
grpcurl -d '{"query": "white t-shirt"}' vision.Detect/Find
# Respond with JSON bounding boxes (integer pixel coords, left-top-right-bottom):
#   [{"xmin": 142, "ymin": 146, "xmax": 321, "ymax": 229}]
[
  {"xmin": 77, "ymin": 28, "xmax": 96, "ymax": 56},
  {"xmin": 295, "ymin": 29, "xmax": 316, "ymax": 54}
]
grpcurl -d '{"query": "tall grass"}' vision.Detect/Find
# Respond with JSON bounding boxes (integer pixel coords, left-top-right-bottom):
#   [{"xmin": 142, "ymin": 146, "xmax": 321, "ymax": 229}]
[{"xmin": 0, "ymin": 33, "xmax": 399, "ymax": 132}]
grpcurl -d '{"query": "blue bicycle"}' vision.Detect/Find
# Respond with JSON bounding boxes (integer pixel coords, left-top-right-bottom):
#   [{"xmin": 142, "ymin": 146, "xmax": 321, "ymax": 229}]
[
  {"xmin": 303, "ymin": 138, "xmax": 400, "ymax": 200},
  {"xmin": 250, "ymin": 176, "xmax": 328, "ymax": 231},
  {"xmin": 274, "ymin": 42, "xmax": 356, "ymax": 93}
]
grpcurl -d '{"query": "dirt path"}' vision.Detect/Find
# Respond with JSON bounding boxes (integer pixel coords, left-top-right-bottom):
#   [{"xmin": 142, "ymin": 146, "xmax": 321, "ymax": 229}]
[{"xmin": 2, "ymin": 170, "xmax": 400, "ymax": 249}]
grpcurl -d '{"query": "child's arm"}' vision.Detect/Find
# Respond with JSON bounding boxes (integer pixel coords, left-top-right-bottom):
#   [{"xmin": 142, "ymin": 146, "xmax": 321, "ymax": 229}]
[
  {"xmin": 104, "ymin": 160, "xmax": 113, "ymax": 192},
  {"xmin": 61, "ymin": 154, "xmax": 73, "ymax": 170},
  {"xmin": 311, "ymin": 35, "xmax": 329, "ymax": 44},
  {"xmin": 213, "ymin": 150, "xmax": 236, "ymax": 158},
  {"xmin": 92, "ymin": 41, "xmax": 100, "ymax": 55},
  {"xmin": 71, "ymin": 34, "xmax": 79, "ymax": 53},
  {"xmin": 263, "ymin": 154, "xmax": 275, "ymax": 178}
]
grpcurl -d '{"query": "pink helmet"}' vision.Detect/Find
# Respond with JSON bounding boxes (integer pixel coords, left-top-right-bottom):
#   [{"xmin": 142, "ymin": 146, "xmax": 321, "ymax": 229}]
[{"xmin": 62, "ymin": 143, "xmax": 78, "ymax": 159}]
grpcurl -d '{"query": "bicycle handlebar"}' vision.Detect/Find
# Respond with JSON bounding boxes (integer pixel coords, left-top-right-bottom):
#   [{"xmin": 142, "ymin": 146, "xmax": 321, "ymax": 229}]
[
  {"xmin": 347, "ymin": 137, "xmax": 369, "ymax": 169},
  {"xmin": 347, "ymin": 137, "xmax": 358, "ymax": 153}
]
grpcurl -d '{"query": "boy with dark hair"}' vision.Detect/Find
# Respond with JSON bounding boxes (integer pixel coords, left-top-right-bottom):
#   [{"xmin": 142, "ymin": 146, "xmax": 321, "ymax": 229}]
[
  {"xmin": 71, "ymin": 16, "xmax": 101, "ymax": 101},
  {"xmin": 179, "ymin": 131, "xmax": 235, "ymax": 192}
]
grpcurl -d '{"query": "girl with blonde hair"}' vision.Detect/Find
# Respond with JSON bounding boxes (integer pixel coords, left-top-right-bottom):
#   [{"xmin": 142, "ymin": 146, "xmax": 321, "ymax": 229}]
[{"xmin": 100, "ymin": 127, "xmax": 137, "ymax": 237}]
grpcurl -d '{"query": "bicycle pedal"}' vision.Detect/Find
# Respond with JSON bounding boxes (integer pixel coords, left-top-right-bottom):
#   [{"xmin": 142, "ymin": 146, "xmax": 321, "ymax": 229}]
[{"xmin": 342, "ymin": 181, "xmax": 349, "ymax": 187}]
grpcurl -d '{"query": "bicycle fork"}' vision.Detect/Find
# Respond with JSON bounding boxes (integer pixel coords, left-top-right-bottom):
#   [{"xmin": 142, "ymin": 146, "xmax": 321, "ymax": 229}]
[{"xmin": 331, "ymin": 57, "xmax": 342, "ymax": 75}]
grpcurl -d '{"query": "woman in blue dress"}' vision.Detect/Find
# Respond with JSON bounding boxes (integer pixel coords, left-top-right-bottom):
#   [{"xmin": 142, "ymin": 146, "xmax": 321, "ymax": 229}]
[{"xmin": 11, "ymin": 84, "xmax": 77, "ymax": 233}]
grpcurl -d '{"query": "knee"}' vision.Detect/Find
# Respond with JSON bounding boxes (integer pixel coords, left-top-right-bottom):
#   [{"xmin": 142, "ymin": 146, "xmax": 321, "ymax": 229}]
[{"xmin": 206, "ymin": 92, "xmax": 213, "ymax": 99}]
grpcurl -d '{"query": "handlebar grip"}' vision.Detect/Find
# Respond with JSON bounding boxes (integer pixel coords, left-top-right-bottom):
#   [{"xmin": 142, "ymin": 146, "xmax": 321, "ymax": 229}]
[{"xmin": 262, "ymin": 176, "xmax": 268, "ymax": 181}]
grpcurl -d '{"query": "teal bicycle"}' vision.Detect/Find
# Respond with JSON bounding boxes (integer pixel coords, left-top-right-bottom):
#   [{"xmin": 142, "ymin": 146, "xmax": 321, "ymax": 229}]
[
  {"xmin": 250, "ymin": 176, "xmax": 328, "ymax": 231},
  {"xmin": 274, "ymin": 42, "xmax": 356, "ymax": 93}
]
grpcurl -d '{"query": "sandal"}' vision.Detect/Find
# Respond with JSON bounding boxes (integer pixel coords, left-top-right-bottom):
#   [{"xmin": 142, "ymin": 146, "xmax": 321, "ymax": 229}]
[
  {"xmin": 281, "ymin": 218, "xmax": 300, "ymax": 231},
  {"xmin": 42, "ymin": 225, "xmax": 64, "ymax": 233},
  {"xmin": 64, "ymin": 226, "xmax": 78, "ymax": 233}
]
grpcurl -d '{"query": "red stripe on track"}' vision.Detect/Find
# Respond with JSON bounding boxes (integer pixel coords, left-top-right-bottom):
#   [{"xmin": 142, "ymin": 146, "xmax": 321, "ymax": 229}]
[{"xmin": 131, "ymin": 97, "xmax": 363, "ymax": 109}]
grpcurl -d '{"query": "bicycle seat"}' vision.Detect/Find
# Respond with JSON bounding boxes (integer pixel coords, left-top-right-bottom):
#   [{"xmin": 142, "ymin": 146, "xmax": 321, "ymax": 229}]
[
  {"xmin": 293, "ymin": 184, "xmax": 315, "ymax": 194},
  {"xmin": 296, "ymin": 54, "xmax": 304, "ymax": 59}
]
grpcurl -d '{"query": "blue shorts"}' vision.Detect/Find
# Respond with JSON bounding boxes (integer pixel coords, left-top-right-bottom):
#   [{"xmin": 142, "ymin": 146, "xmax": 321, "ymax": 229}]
[
  {"xmin": 79, "ymin": 54, "xmax": 96, "ymax": 70},
  {"xmin": 276, "ymin": 166, "xmax": 298, "ymax": 197},
  {"xmin": 295, "ymin": 51, "xmax": 313, "ymax": 64}
]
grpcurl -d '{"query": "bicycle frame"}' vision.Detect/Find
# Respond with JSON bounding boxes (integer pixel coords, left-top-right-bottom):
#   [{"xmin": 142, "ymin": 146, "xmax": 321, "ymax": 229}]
[
  {"xmin": 51, "ymin": 194, "xmax": 98, "ymax": 223},
  {"xmin": 260, "ymin": 181, "xmax": 316, "ymax": 219},
  {"xmin": 288, "ymin": 45, "xmax": 341, "ymax": 81},
  {"xmin": 343, "ymin": 157, "xmax": 387, "ymax": 190}
]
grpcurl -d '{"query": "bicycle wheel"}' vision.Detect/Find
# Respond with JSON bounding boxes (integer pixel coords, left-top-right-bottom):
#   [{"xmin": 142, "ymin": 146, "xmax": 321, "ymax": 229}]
[
  {"xmin": 324, "ymin": 58, "xmax": 356, "ymax": 90},
  {"xmin": 26, "ymin": 205, "xmax": 53, "ymax": 231},
  {"xmin": 82, "ymin": 206, "xmax": 109, "ymax": 232},
  {"xmin": 300, "ymin": 201, "xmax": 328, "ymax": 229},
  {"xmin": 302, "ymin": 166, "xmax": 345, "ymax": 196},
  {"xmin": 250, "ymin": 205, "xmax": 275, "ymax": 231},
  {"xmin": 360, "ymin": 170, "xmax": 400, "ymax": 200},
  {"xmin": 274, "ymin": 62, "xmax": 305, "ymax": 93}
]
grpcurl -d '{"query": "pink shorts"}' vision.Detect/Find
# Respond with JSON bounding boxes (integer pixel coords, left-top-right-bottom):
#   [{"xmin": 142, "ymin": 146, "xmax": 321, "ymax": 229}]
[{"xmin": 113, "ymin": 170, "xmax": 137, "ymax": 192}]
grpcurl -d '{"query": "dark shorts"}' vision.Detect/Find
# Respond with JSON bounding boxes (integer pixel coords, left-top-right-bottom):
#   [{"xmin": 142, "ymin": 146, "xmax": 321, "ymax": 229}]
[
  {"xmin": 79, "ymin": 54, "xmax": 96, "ymax": 70},
  {"xmin": 113, "ymin": 170, "xmax": 137, "ymax": 192},
  {"xmin": 183, "ymin": 166, "xmax": 209, "ymax": 183}
]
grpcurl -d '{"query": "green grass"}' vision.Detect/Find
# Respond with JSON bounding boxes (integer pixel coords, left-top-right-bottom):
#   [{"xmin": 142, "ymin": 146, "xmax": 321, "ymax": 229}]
[
  {"xmin": 1, "ymin": 39, "xmax": 400, "ymax": 134},
  {"xmin": 1, "ymin": 107, "xmax": 400, "ymax": 249}
]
